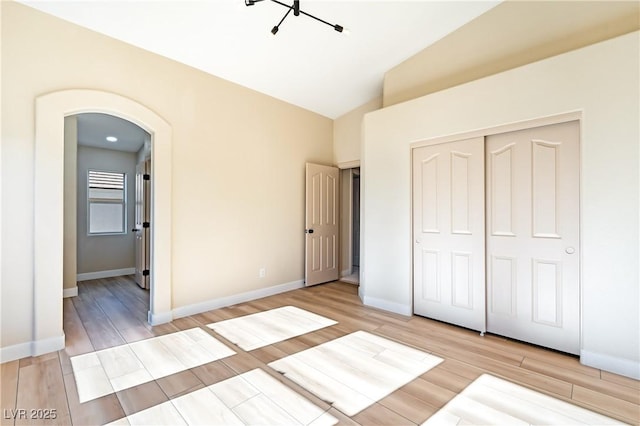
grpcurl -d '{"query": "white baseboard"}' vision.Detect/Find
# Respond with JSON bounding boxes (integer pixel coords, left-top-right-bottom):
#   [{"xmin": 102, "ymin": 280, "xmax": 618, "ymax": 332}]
[
  {"xmin": 580, "ymin": 349, "xmax": 640, "ymax": 380},
  {"xmin": 32, "ymin": 334, "xmax": 65, "ymax": 357},
  {"xmin": 0, "ymin": 341, "xmax": 32, "ymax": 363},
  {"xmin": 148, "ymin": 310, "xmax": 173, "ymax": 326},
  {"xmin": 362, "ymin": 295, "xmax": 412, "ymax": 316},
  {"xmin": 63, "ymin": 286, "xmax": 78, "ymax": 298},
  {"xmin": 0, "ymin": 334, "xmax": 65, "ymax": 363},
  {"xmin": 172, "ymin": 280, "xmax": 304, "ymax": 320},
  {"xmin": 77, "ymin": 268, "xmax": 135, "ymax": 281}
]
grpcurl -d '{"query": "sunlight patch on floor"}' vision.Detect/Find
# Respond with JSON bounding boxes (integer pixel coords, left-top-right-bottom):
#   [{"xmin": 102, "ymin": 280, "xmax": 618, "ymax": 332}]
[
  {"xmin": 269, "ymin": 330, "xmax": 443, "ymax": 416},
  {"xmin": 423, "ymin": 374, "xmax": 624, "ymax": 425},
  {"xmin": 106, "ymin": 368, "xmax": 337, "ymax": 426},
  {"xmin": 207, "ymin": 306, "xmax": 337, "ymax": 351},
  {"xmin": 71, "ymin": 328, "xmax": 235, "ymax": 403}
]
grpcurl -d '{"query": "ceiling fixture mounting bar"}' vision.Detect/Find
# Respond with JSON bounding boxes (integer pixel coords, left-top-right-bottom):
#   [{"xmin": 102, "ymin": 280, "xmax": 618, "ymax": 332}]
[{"xmin": 245, "ymin": 0, "xmax": 346, "ymax": 35}]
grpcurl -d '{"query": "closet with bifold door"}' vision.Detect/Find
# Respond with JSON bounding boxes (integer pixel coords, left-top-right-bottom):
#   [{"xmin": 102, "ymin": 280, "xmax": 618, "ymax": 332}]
[{"xmin": 412, "ymin": 120, "xmax": 580, "ymax": 355}]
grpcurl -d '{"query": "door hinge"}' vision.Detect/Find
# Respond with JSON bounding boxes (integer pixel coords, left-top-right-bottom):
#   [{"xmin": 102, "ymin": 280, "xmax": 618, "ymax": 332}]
[
  {"xmin": 143, "ymin": 174, "xmax": 150, "ymax": 181},
  {"xmin": 143, "ymin": 222, "xmax": 150, "ymax": 228},
  {"xmin": 142, "ymin": 269, "xmax": 150, "ymax": 277}
]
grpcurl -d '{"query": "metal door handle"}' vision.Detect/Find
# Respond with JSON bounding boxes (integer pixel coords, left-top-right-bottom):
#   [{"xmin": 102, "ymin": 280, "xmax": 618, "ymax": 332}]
[
  {"xmin": 565, "ymin": 247, "xmax": 575, "ymax": 254},
  {"xmin": 306, "ymin": 229, "xmax": 314, "ymax": 234}
]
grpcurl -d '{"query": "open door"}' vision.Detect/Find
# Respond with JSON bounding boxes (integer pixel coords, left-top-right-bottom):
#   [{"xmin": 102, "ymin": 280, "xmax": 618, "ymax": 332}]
[
  {"xmin": 305, "ymin": 163, "xmax": 340, "ymax": 286},
  {"xmin": 134, "ymin": 159, "xmax": 150, "ymax": 289}
]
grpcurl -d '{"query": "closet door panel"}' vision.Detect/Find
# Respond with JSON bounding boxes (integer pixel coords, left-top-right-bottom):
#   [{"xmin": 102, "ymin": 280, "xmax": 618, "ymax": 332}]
[
  {"xmin": 413, "ymin": 138, "xmax": 485, "ymax": 333},
  {"xmin": 486, "ymin": 121, "xmax": 580, "ymax": 355}
]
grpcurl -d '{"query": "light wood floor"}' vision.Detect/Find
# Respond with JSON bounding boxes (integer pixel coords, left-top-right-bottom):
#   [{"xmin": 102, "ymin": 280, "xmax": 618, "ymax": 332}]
[{"xmin": 1, "ymin": 276, "xmax": 638, "ymax": 425}]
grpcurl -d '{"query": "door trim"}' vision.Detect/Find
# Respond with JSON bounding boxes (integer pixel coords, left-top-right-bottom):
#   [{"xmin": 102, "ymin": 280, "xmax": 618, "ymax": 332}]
[
  {"xmin": 340, "ymin": 168, "xmax": 361, "ymax": 282},
  {"xmin": 338, "ymin": 160, "xmax": 360, "ymax": 169},
  {"xmin": 341, "ymin": 169, "xmax": 354, "ymax": 278},
  {"xmin": 410, "ymin": 111, "xmax": 582, "ymax": 149},
  {"xmin": 34, "ymin": 89, "xmax": 173, "ymax": 356}
]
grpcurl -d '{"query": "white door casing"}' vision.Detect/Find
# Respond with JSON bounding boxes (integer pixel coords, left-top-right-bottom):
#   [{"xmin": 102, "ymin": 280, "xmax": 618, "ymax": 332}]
[
  {"xmin": 486, "ymin": 121, "xmax": 580, "ymax": 355},
  {"xmin": 34, "ymin": 89, "xmax": 173, "ymax": 358},
  {"xmin": 305, "ymin": 163, "xmax": 340, "ymax": 287},
  {"xmin": 413, "ymin": 137, "xmax": 486, "ymax": 333}
]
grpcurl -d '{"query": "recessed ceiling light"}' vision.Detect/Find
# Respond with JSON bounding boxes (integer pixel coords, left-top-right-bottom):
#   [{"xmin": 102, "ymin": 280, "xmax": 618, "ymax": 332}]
[{"xmin": 106, "ymin": 136, "xmax": 118, "ymax": 142}]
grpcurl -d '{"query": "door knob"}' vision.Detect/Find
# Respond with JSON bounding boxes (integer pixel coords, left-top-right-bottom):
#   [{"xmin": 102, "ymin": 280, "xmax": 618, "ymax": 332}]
[
  {"xmin": 565, "ymin": 247, "xmax": 575, "ymax": 254},
  {"xmin": 131, "ymin": 228, "xmax": 138, "ymax": 232},
  {"xmin": 305, "ymin": 229, "xmax": 314, "ymax": 234}
]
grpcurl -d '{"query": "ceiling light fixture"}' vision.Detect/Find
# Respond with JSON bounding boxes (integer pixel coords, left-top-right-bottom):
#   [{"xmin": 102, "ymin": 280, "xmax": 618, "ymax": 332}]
[
  {"xmin": 106, "ymin": 136, "xmax": 118, "ymax": 142},
  {"xmin": 246, "ymin": 0, "xmax": 347, "ymax": 36}
]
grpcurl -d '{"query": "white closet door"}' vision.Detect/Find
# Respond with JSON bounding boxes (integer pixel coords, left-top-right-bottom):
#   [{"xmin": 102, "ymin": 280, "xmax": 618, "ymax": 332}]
[
  {"xmin": 413, "ymin": 137, "xmax": 486, "ymax": 332},
  {"xmin": 486, "ymin": 121, "xmax": 580, "ymax": 354}
]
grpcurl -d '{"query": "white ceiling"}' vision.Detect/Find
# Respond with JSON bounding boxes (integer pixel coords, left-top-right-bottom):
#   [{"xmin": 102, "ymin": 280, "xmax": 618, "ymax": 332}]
[
  {"xmin": 20, "ymin": 0, "xmax": 500, "ymax": 119},
  {"xmin": 77, "ymin": 113, "xmax": 148, "ymax": 152}
]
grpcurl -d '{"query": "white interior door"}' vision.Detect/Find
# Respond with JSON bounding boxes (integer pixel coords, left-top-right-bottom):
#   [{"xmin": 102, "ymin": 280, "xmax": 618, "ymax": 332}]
[
  {"xmin": 486, "ymin": 121, "xmax": 580, "ymax": 354},
  {"xmin": 413, "ymin": 137, "xmax": 486, "ymax": 332},
  {"xmin": 305, "ymin": 163, "xmax": 340, "ymax": 287},
  {"xmin": 143, "ymin": 159, "xmax": 150, "ymax": 288},
  {"xmin": 134, "ymin": 160, "xmax": 150, "ymax": 289}
]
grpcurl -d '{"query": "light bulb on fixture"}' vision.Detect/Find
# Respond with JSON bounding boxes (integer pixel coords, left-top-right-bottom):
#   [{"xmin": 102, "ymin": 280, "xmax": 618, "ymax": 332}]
[
  {"xmin": 106, "ymin": 136, "xmax": 118, "ymax": 142},
  {"xmin": 247, "ymin": 0, "xmax": 346, "ymax": 37}
]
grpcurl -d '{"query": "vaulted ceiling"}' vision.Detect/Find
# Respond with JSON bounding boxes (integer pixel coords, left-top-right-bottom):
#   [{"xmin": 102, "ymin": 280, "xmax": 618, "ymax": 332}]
[{"xmin": 17, "ymin": 0, "xmax": 500, "ymax": 119}]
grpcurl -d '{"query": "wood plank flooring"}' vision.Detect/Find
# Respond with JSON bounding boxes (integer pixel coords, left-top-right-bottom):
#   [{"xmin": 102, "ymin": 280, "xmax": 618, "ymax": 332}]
[
  {"xmin": 423, "ymin": 374, "xmax": 625, "ymax": 425},
  {"xmin": 1, "ymin": 276, "xmax": 639, "ymax": 425}
]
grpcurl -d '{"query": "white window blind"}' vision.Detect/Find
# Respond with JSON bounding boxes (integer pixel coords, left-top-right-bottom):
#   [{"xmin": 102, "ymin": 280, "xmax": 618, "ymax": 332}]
[{"xmin": 88, "ymin": 170, "xmax": 126, "ymax": 234}]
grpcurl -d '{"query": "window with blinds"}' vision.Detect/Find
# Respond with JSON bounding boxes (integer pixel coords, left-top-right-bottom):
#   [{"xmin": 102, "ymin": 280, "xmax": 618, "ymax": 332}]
[{"xmin": 88, "ymin": 170, "xmax": 126, "ymax": 234}]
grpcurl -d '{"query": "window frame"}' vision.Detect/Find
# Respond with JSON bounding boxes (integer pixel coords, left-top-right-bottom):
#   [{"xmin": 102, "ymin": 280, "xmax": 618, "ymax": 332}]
[{"xmin": 87, "ymin": 169, "xmax": 128, "ymax": 236}]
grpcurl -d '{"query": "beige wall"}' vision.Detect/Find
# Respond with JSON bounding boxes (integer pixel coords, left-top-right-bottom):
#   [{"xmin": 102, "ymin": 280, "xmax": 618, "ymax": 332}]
[
  {"xmin": 362, "ymin": 32, "xmax": 639, "ymax": 378},
  {"xmin": 333, "ymin": 97, "xmax": 381, "ymax": 165},
  {"xmin": 63, "ymin": 116, "xmax": 77, "ymax": 290},
  {"xmin": 76, "ymin": 146, "xmax": 137, "ymax": 274},
  {"xmin": 383, "ymin": 1, "xmax": 640, "ymax": 107},
  {"xmin": 0, "ymin": 2, "xmax": 332, "ymax": 351}
]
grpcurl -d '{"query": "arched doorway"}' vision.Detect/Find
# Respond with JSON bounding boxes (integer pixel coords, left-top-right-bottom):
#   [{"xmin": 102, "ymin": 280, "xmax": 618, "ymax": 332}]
[{"xmin": 34, "ymin": 89, "xmax": 173, "ymax": 355}]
